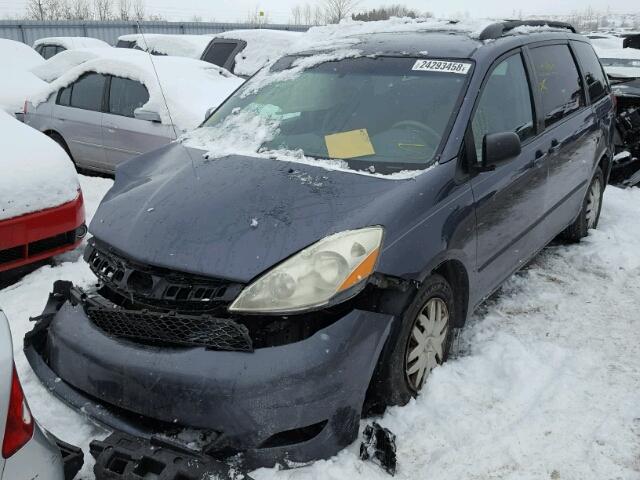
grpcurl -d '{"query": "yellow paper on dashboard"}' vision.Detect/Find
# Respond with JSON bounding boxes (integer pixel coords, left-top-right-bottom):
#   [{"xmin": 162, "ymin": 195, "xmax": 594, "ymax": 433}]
[{"xmin": 325, "ymin": 129, "xmax": 375, "ymax": 159}]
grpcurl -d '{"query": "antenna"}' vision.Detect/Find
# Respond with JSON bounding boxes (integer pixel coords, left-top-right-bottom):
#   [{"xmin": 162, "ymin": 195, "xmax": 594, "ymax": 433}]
[{"xmin": 136, "ymin": 21, "xmax": 179, "ymax": 141}]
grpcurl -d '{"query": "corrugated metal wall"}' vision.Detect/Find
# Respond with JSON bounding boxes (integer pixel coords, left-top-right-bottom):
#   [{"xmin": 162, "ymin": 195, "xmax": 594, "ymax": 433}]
[{"xmin": 0, "ymin": 20, "xmax": 309, "ymax": 47}]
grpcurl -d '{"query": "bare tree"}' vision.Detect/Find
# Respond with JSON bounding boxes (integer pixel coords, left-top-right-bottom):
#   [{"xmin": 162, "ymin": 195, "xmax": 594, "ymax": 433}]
[
  {"xmin": 93, "ymin": 0, "xmax": 112, "ymax": 20},
  {"xmin": 313, "ymin": 4, "xmax": 324, "ymax": 25},
  {"xmin": 303, "ymin": 3, "xmax": 312, "ymax": 24},
  {"xmin": 290, "ymin": 4, "xmax": 302, "ymax": 24},
  {"xmin": 132, "ymin": 0, "xmax": 144, "ymax": 20},
  {"xmin": 44, "ymin": 0, "xmax": 64, "ymax": 19},
  {"xmin": 72, "ymin": 0, "xmax": 92, "ymax": 19},
  {"xmin": 25, "ymin": 0, "xmax": 46, "ymax": 19},
  {"xmin": 118, "ymin": 0, "xmax": 130, "ymax": 20},
  {"xmin": 323, "ymin": 0, "xmax": 360, "ymax": 24}
]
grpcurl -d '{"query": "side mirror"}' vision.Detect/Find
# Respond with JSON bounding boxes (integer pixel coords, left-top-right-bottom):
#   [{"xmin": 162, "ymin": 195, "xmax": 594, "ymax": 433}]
[
  {"xmin": 481, "ymin": 132, "xmax": 521, "ymax": 170},
  {"xmin": 134, "ymin": 108, "xmax": 161, "ymax": 123},
  {"xmin": 204, "ymin": 107, "xmax": 216, "ymax": 122}
]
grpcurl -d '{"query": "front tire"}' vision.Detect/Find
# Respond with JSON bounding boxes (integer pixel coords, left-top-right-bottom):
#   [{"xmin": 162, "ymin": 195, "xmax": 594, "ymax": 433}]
[
  {"xmin": 563, "ymin": 167, "xmax": 604, "ymax": 242},
  {"xmin": 366, "ymin": 274, "xmax": 455, "ymax": 411}
]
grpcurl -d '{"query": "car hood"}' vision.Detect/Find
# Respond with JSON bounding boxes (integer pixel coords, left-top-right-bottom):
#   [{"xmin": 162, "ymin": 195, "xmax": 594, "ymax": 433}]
[{"xmin": 90, "ymin": 144, "xmax": 408, "ymax": 283}]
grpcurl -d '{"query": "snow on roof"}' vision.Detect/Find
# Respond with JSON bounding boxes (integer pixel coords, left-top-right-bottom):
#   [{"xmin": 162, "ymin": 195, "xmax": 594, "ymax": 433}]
[
  {"xmin": 0, "ymin": 38, "xmax": 44, "ymax": 70},
  {"xmin": 212, "ymin": 29, "xmax": 304, "ymax": 76},
  {"xmin": 33, "ymin": 37, "xmax": 110, "ymax": 50},
  {"xmin": 118, "ymin": 34, "xmax": 212, "ymax": 59},
  {"xmin": 0, "ymin": 39, "xmax": 47, "ymax": 113},
  {"xmin": 30, "ymin": 47, "xmax": 155, "ymax": 82},
  {"xmin": 32, "ymin": 49, "xmax": 244, "ymax": 131},
  {"xmin": 595, "ymin": 47, "xmax": 640, "ymax": 60},
  {"xmin": 588, "ymin": 35, "xmax": 625, "ymax": 50},
  {"xmin": 0, "ymin": 110, "xmax": 79, "ymax": 221}
]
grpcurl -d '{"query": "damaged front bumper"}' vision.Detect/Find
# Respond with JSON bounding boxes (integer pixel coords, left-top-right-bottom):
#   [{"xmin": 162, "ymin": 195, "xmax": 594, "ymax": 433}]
[{"xmin": 25, "ymin": 280, "xmax": 394, "ymax": 471}]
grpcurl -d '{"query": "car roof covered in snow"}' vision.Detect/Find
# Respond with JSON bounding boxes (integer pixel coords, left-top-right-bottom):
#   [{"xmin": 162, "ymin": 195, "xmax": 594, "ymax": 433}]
[
  {"xmin": 0, "ymin": 39, "xmax": 47, "ymax": 113},
  {"xmin": 285, "ymin": 18, "xmax": 585, "ymax": 63},
  {"xmin": 30, "ymin": 47, "xmax": 135, "ymax": 82},
  {"xmin": 33, "ymin": 36, "xmax": 111, "ymax": 49},
  {"xmin": 117, "ymin": 34, "xmax": 212, "ymax": 58},
  {"xmin": 32, "ymin": 48, "xmax": 244, "ymax": 131}
]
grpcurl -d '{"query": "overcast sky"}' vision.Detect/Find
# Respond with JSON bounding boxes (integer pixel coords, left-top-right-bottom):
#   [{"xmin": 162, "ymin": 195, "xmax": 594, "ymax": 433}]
[{"xmin": 0, "ymin": 0, "xmax": 637, "ymax": 23}]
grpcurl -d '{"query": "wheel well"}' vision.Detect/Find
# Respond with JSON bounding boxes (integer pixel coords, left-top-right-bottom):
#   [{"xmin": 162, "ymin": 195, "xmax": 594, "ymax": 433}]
[
  {"xmin": 598, "ymin": 154, "xmax": 611, "ymax": 182},
  {"xmin": 432, "ymin": 259, "xmax": 469, "ymax": 328},
  {"xmin": 44, "ymin": 130, "xmax": 73, "ymax": 159}
]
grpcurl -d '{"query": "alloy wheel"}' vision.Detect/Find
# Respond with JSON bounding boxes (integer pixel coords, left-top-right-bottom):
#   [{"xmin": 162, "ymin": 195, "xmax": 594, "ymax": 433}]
[{"xmin": 405, "ymin": 297, "xmax": 449, "ymax": 391}]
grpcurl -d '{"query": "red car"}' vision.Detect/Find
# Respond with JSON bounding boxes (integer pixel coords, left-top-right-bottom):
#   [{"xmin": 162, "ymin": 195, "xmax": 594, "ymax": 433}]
[{"xmin": 0, "ymin": 111, "xmax": 85, "ymax": 275}]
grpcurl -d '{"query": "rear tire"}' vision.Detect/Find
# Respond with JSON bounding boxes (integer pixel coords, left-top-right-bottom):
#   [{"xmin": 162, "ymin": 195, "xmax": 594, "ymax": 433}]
[
  {"xmin": 365, "ymin": 274, "xmax": 455, "ymax": 413},
  {"xmin": 562, "ymin": 167, "xmax": 604, "ymax": 242}
]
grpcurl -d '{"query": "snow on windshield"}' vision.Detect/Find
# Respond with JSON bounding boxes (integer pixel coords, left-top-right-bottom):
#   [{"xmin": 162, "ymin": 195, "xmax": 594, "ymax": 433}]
[
  {"xmin": 118, "ymin": 34, "xmax": 212, "ymax": 58},
  {"xmin": 0, "ymin": 111, "xmax": 79, "ymax": 220},
  {"xmin": 33, "ymin": 37, "xmax": 110, "ymax": 50}
]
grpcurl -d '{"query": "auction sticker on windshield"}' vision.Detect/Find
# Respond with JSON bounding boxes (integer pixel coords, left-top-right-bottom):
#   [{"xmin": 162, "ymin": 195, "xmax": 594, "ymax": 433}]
[{"xmin": 412, "ymin": 59, "xmax": 472, "ymax": 74}]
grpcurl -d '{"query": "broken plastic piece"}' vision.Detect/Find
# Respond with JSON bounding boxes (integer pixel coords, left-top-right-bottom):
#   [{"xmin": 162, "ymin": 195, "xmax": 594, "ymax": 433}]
[
  {"xmin": 325, "ymin": 129, "xmax": 375, "ymax": 159},
  {"xmin": 359, "ymin": 422, "xmax": 397, "ymax": 476}
]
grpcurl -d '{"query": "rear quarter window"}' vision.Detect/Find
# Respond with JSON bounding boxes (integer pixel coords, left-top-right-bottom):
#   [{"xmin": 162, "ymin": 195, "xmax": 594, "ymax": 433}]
[
  {"xmin": 572, "ymin": 41, "xmax": 608, "ymax": 103},
  {"xmin": 529, "ymin": 44, "xmax": 585, "ymax": 127}
]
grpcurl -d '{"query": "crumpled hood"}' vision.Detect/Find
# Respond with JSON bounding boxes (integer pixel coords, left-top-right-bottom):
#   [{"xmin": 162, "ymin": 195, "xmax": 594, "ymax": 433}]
[{"xmin": 90, "ymin": 144, "xmax": 406, "ymax": 282}]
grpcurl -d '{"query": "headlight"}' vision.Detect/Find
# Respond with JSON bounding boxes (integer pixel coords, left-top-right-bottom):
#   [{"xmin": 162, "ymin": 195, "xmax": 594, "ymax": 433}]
[{"xmin": 229, "ymin": 226, "xmax": 384, "ymax": 313}]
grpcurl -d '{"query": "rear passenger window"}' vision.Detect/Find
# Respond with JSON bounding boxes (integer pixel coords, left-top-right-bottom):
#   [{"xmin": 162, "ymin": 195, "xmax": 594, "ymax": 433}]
[
  {"xmin": 108, "ymin": 77, "xmax": 149, "ymax": 117},
  {"xmin": 58, "ymin": 86, "xmax": 72, "ymax": 106},
  {"xmin": 529, "ymin": 45, "xmax": 585, "ymax": 127},
  {"xmin": 70, "ymin": 73, "xmax": 106, "ymax": 111},
  {"xmin": 472, "ymin": 54, "xmax": 535, "ymax": 160},
  {"xmin": 572, "ymin": 42, "xmax": 608, "ymax": 103},
  {"xmin": 203, "ymin": 42, "xmax": 238, "ymax": 68}
]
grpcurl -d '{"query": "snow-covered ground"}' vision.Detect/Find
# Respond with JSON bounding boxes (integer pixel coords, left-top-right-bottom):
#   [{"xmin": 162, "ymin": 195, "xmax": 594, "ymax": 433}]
[{"xmin": 1, "ymin": 176, "xmax": 639, "ymax": 479}]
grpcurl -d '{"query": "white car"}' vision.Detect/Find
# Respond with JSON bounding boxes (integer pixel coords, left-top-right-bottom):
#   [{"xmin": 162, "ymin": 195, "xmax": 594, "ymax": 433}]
[
  {"xmin": 0, "ymin": 39, "xmax": 47, "ymax": 114},
  {"xmin": 594, "ymin": 47, "xmax": 640, "ymax": 78},
  {"xmin": 0, "ymin": 310, "xmax": 83, "ymax": 480},
  {"xmin": 33, "ymin": 36, "xmax": 110, "ymax": 59},
  {"xmin": 586, "ymin": 33, "xmax": 624, "ymax": 50},
  {"xmin": 117, "ymin": 29, "xmax": 302, "ymax": 77},
  {"xmin": 24, "ymin": 49, "xmax": 244, "ymax": 173}
]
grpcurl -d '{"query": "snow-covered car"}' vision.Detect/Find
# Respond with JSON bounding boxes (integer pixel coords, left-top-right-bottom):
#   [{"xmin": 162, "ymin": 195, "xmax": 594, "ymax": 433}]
[
  {"xmin": 594, "ymin": 47, "xmax": 640, "ymax": 185},
  {"xmin": 0, "ymin": 111, "xmax": 85, "ymax": 275},
  {"xmin": 117, "ymin": 29, "xmax": 302, "ymax": 77},
  {"xmin": 33, "ymin": 37, "xmax": 110, "ymax": 59},
  {"xmin": 0, "ymin": 39, "xmax": 47, "ymax": 115},
  {"xmin": 0, "ymin": 309, "xmax": 83, "ymax": 480},
  {"xmin": 24, "ymin": 49, "xmax": 244, "ymax": 174},
  {"xmin": 203, "ymin": 29, "xmax": 303, "ymax": 77},
  {"xmin": 586, "ymin": 33, "xmax": 624, "ymax": 50}
]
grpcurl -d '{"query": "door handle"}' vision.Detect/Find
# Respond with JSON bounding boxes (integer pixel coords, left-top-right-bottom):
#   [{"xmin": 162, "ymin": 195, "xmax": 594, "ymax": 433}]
[
  {"xmin": 548, "ymin": 139, "xmax": 560, "ymax": 154},
  {"xmin": 533, "ymin": 149, "xmax": 547, "ymax": 165}
]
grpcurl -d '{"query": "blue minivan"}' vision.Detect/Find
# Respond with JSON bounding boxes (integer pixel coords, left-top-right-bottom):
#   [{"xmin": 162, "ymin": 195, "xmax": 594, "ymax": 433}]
[{"xmin": 27, "ymin": 20, "xmax": 614, "ymax": 476}]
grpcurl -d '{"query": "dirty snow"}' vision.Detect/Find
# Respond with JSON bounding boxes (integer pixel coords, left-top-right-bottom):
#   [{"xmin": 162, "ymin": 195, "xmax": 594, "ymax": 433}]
[
  {"xmin": 1, "ymin": 178, "xmax": 639, "ymax": 479},
  {"xmin": 212, "ymin": 29, "xmax": 304, "ymax": 76},
  {"xmin": 31, "ymin": 49, "xmax": 244, "ymax": 131},
  {"xmin": 117, "ymin": 33, "xmax": 212, "ymax": 59},
  {"xmin": 0, "ymin": 110, "xmax": 79, "ymax": 221},
  {"xmin": 33, "ymin": 36, "xmax": 110, "ymax": 50},
  {"xmin": 0, "ymin": 38, "xmax": 48, "ymax": 113}
]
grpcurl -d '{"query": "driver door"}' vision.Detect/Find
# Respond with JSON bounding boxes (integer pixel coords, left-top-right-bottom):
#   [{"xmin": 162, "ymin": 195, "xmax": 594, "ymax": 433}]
[{"xmin": 470, "ymin": 51, "xmax": 549, "ymax": 293}]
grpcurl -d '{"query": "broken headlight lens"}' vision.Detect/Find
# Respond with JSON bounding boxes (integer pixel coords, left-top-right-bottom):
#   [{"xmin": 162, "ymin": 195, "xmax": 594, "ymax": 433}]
[{"xmin": 229, "ymin": 226, "xmax": 384, "ymax": 313}]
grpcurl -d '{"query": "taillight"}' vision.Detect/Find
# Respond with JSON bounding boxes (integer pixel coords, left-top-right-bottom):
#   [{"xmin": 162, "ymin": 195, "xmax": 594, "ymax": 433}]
[
  {"xmin": 2, "ymin": 365, "xmax": 34, "ymax": 458},
  {"xmin": 611, "ymin": 92, "xmax": 617, "ymax": 111},
  {"xmin": 22, "ymin": 100, "xmax": 27, "ymax": 116}
]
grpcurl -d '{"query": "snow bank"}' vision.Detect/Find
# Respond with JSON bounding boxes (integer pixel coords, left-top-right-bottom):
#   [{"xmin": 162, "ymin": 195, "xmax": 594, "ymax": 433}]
[
  {"xmin": 213, "ymin": 29, "xmax": 303, "ymax": 76},
  {"xmin": 31, "ymin": 49, "xmax": 244, "ymax": 132},
  {"xmin": 0, "ymin": 110, "xmax": 79, "ymax": 221},
  {"xmin": 118, "ymin": 34, "xmax": 212, "ymax": 59},
  {"xmin": 0, "ymin": 39, "xmax": 48, "ymax": 113},
  {"xmin": 33, "ymin": 36, "xmax": 110, "ymax": 50}
]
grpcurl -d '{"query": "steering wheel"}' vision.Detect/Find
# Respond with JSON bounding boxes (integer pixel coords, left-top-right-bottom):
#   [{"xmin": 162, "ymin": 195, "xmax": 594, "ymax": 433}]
[{"xmin": 390, "ymin": 120, "xmax": 441, "ymax": 147}]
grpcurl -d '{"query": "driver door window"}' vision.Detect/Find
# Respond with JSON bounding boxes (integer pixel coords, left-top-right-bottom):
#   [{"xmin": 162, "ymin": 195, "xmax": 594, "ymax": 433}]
[{"xmin": 472, "ymin": 54, "xmax": 535, "ymax": 161}]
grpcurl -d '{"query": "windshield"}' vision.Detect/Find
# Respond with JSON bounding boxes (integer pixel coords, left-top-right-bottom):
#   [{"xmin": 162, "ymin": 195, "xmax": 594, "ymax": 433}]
[{"xmin": 200, "ymin": 56, "xmax": 471, "ymax": 174}]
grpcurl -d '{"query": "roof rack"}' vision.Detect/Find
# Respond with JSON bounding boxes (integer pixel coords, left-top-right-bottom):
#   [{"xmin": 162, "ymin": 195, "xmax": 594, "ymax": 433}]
[{"xmin": 478, "ymin": 20, "xmax": 576, "ymax": 41}]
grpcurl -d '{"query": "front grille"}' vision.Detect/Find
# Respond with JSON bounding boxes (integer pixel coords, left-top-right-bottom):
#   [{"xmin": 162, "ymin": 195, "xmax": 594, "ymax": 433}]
[
  {"xmin": 86, "ymin": 304, "xmax": 253, "ymax": 352},
  {"xmin": 0, "ymin": 246, "xmax": 24, "ymax": 265},
  {"xmin": 85, "ymin": 240, "xmax": 242, "ymax": 313},
  {"xmin": 29, "ymin": 231, "xmax": 75, "ymax": 256}
]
